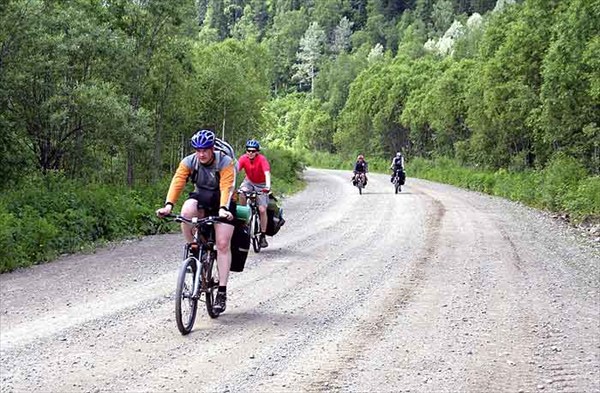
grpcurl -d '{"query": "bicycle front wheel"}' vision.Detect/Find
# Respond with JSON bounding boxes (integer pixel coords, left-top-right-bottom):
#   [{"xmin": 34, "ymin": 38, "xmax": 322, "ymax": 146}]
[
  {"xmin": 204, "ymin": 250, "xmax": 221, "ymax": 318},
  {"xmin": 175, "ymin": 257, "xmax": 199, "ymax": 335}
]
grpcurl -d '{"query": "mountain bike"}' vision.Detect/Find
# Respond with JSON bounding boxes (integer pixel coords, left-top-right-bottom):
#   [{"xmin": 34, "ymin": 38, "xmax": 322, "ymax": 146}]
[
  {"xmin": 392, "ymin": 170, "xmax": 402, "ymax": 194},
  {"xmin": 164, "ymin": 214, "xmax": 225, "ymax": 335},
  {"xmin": 238, "ymin": 190, "xmax": 262, "ymax": 253},
  {"xmin": 354, "ymin": 172, "xmax": 366, "ymax": 195},
  {"xmin": 392, "ymin": 168, "xmax": 405, "ymax": 194}
]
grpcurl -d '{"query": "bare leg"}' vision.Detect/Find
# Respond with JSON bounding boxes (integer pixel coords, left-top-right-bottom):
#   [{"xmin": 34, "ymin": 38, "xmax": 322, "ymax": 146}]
[
  {"xmin": 180, "ymin": 199, "xmax": 202, "ymax": 243},
  {"xmin": 258, "ymin": 205, "xmax": 268, "ymax": 233},
  {"xmin": 214, "ymin": 223, "xmax": 234, "ymax": 286}
]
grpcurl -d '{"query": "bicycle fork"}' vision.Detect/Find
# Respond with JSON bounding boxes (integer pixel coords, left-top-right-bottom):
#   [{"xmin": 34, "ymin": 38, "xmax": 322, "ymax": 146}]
[{"xmin": 193, "ymin": 248, "xmax": 214, "ymax": 301}]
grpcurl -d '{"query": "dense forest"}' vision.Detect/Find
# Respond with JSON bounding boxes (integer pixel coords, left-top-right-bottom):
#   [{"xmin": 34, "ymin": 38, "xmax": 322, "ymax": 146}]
[
  {"xmin": 2, "ymin": 0, "xmax": 598, "ymax": 186},
  {"xmin": 0, "ymin": 0, "xmax": 598, "ymax": 269}
]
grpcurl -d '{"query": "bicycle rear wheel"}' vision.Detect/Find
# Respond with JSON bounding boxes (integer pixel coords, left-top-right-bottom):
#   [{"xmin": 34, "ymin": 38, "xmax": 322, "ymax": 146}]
[
  {"xmin": 204, "ymin": 250, "xmax": 221, "ymax": 318},
  {"xmin": 251, "ymin": 213, "xmax": 262, "ymax": 253},
  {"xmin": 175, "ymin": 257, "xmax": 199, "ymax": 335}
]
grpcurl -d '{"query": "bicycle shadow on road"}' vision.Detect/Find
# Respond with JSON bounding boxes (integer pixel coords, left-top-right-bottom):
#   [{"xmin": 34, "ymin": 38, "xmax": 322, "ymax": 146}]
[
  {"xmin": 245, "ymin": 247, "xmax": 321, "ymax": 262},
  {"xmin": 206, "ymin": 309, "xmax": 307, "ymax": 328},
  {"xmin": 356, "ymin": 190, "xmax": 413, "ymax": 195}
]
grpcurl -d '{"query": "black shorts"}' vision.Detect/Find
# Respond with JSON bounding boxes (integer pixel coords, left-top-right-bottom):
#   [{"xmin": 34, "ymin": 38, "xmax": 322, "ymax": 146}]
[{"xmin": 188, "ymin": 190, "xmax": 236, "ymax": 224}]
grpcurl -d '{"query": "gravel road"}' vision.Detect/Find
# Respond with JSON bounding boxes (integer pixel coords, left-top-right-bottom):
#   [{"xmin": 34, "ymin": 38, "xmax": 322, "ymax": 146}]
[{"xmin": 1, "ymin": 168, "xmax": 599, "ymax": 393}]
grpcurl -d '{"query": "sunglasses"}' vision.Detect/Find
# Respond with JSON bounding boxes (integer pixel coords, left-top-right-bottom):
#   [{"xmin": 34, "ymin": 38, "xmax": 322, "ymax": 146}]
[{"xmin": 246, "ymin": 149, "xmax": 258, "ymax": 153}]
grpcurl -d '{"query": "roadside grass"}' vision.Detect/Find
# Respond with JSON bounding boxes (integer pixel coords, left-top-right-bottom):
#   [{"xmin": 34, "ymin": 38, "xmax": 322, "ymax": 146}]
[{"xmin": 0, "ymin": 146, "xmax": 304, "ymax": 273}]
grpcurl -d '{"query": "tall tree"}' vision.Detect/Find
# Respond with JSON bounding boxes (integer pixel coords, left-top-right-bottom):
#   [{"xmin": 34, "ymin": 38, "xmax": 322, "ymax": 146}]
[
  {"xmin": 232, "ymin": 4, "xmax": 260, "ymax": 40},
  {"xmin": 264, "ymin": 9, "xmax": 309, "ymax": 92},
  {"xmin": 331, "ymin": 16, "xmax": 354, "ymax": 54},
  {"xmin": 432, "ymin": 0, "xmax": 454, "ymax": 35},
  {"xmin": 1, "ymin": 1, "xmax": 131, "ymax": 180},
  {"xmin": 190, "ymin": 39, "xmax": 271, "ymax": 146},
  {"xmin": 537, "ymin": 0, "xmax": 600, "ymax": 173},
  {"xmin": 292, "ymin": 21, "xmax": 326, "ymax": 95}
]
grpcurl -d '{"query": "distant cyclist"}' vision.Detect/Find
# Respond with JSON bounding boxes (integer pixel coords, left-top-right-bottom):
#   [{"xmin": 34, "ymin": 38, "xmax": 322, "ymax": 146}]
[
  {"xmin": 237, "ymin": 139, "xmax": 271, "ymax": 248},
  {"xmin": 352, "ymin": 154, "xmax": 369, "ymax": 186},
  {"xmin": 156, "ymin": 129, "xmax": 235, "ymax": 314},
  {"xmin": 390, "ymin": 151, "xmax": 405, "ymax": 182}
]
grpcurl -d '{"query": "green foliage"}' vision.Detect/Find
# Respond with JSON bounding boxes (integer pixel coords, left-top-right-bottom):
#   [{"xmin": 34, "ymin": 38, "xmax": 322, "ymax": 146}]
[
  {"xmin": 263, "ymin": 9, "xmax": 310, "ymax": 91},
  {"xmin": 564, "ymin": 176, "xmax": 600, "ymax": 218},
  {"xmin": 0, "ymin": 173, "xmax": 167, "ymax": 272},
  {"xmin": 263, "ymin": 92, "xmax": 308, "ymax": 147},
  {"xmin": 314, "ymin": 51, "xmax": 369, "ymax": 117},
  {"xmin": 540, "ymin": 154, "xmax": 588, "ymax": 211},
  {"xmin": 536, "ymin": 0, "xmax": 600, "ymax": 173},
  {"xmin": 410, "ymin": 156, "xmax": 597, "ymax": 222},
  {"xmin": 302, "ymin": 149, "xmax": 389, "ymax": 173},
  {"xmin": 264, "ymin": 147, "xmax": 306, "ymax": 195},
  {"xmin": 190, "ymin": 38, "xmax": 271, "ymax": 146}
]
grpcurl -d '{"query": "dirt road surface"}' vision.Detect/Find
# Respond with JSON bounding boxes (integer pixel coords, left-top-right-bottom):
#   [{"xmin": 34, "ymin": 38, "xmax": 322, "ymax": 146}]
[{"xmin": 1, "ymin": 168, "xmax": 599, "ymax": 393}]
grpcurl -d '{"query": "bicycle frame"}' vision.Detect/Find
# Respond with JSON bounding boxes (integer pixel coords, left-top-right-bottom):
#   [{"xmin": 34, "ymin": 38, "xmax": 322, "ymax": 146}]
[{"xmin": 238, "ymin": 190, "xmax": 263, "ymax": 253}]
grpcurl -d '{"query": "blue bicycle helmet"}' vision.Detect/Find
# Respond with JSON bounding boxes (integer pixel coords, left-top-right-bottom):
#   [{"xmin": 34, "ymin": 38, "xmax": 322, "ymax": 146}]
[
  {"xmin": 245, "ymin": 139, "xmax": 260, "ymax": 150},
  {"xmin": 191, "ymin": 129, "xmax": 215, "ymax": 149}
]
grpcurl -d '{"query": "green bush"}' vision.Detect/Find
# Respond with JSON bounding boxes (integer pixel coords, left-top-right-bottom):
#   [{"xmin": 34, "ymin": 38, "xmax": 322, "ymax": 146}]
[
  {"xmin": 265, "ymin": 147, "xmax": 305, "ymax": 195},
  {"xmin": 540, "ymin": 155, "xmax": 588, "ymax": 210},
  {"xmin": 0, "ymin": 206, "xmax": 24, "ymax": 272},
  {"xmin": 564, "ymin": 176, "xmax": 600, "ymax": 218}
]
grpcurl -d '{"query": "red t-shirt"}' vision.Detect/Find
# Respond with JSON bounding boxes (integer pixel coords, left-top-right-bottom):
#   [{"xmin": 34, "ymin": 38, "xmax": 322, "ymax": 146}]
[{"xmin": 238, "ymin": 153, "xmax": 270, "ymax": 183}]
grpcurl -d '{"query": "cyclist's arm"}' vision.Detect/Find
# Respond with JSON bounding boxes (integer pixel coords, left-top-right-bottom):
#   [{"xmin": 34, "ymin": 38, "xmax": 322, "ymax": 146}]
[
  {"xmin": 219, "ymin": 161, "xmax": 236, "ymax": 208},
  {"xmin": 165, "ymin": 162, "xmax": 192, "ymax": 205},
  {"xmin": 261, "ymin": 156, "xmax": 272, "ymax": 189},
  {"xmin": 236, "ymin": 155, "xmax": 246, "ymax": 173},
  {"xmin": 264, "ymin": 171, "xmax": 271, "ymax": 189}
]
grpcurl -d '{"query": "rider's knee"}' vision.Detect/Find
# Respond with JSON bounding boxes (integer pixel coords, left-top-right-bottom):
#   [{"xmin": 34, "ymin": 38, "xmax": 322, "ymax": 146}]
[
  {"xmin": 180, "ymin": 200, "xmax": 198, "ymax": 218},
  {"xmin": 215, "ymin": 235, "xmax": 232, "ymax": 253}
]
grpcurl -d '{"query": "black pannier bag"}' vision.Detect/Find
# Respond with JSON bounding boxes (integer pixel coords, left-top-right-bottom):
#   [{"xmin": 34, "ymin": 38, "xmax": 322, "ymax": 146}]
[
  {"xmin": 230, "ymin": 220, "xmax": 250, "ymax": 272},
  {"xmin": 400, "ymin": 170, "xmax": 406, "ymax": 185},
  {"xmin": 265, "ymin": 194, "xmax": 285, "ymax": 236}
]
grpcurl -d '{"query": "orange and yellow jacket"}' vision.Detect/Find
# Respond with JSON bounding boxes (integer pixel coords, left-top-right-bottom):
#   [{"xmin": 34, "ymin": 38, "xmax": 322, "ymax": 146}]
[{"xmin": 165, "ymin": 151, "xmax": 236, "ymax": 208}]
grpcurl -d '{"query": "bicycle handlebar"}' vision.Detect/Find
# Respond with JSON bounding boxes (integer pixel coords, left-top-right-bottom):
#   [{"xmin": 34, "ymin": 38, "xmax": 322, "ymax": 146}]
[
  {"xmin": 162, "ymin": 213, "xmax": 228, "ymax": 226},
  {"xmin": 237, "ymin": 189, "xmax": 258, "ymax": 198}
]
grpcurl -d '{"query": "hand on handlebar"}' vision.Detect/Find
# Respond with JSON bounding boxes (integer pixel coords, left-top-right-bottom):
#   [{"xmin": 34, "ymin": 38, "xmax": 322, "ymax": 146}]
[
  {"xmin": 156, "ymin": 205, "xmax": 173, "ymax": 218},
  {"xmin": 219, "ymin": 207, "xmax": 234, "ymax": 221}
]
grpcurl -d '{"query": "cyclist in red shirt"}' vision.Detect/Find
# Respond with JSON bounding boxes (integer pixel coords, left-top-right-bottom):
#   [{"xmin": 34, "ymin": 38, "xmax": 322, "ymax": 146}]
[{"xmin": 237, "ymin": 139, "xmax": 272, "ymax": 248}]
